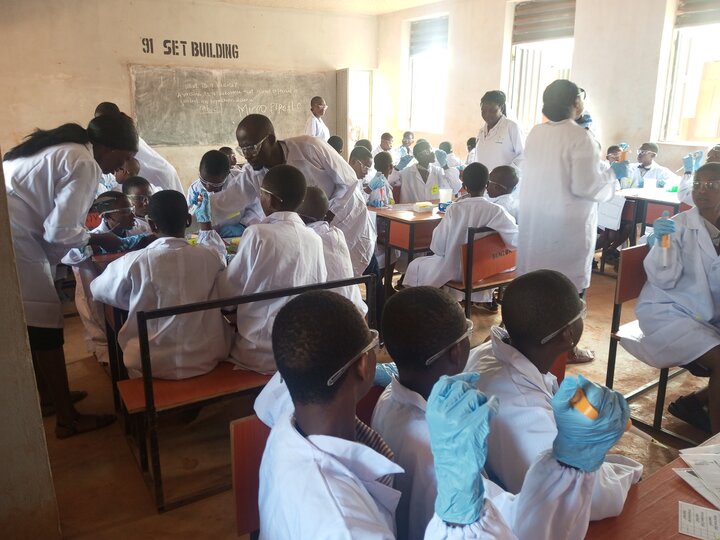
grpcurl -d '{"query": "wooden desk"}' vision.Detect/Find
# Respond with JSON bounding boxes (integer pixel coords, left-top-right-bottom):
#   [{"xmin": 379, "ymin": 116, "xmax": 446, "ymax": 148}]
[
  {"xmin": 619, "ymin": 188, "xmax": 682, "ymax": 240},
  {"xmin": 586, "ymin": 433, "xmax": 720, "ymax": 539},
  {"xmin": 370, "ymin": 206, "xmax": 443, "ymax": 296}
]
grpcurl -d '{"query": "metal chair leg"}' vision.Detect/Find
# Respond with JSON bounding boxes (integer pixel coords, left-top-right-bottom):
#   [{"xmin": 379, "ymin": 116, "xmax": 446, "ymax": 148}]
[{"xmin": 654, "ymin": 368, "xmax": 669, "ymax": 430}]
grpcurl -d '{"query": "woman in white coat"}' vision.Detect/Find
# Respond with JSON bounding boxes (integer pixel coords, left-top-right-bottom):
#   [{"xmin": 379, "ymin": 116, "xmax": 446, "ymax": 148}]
[
  {"xmin": 474, "ymin": 91, "xmax": 525, "ymax": 172},
  {"xmin": 636, "ymin": 163, "xmax": 720, "ymax": 434},
  {"xmin": 3, "ymin": 113, "xmax": 139, "ymax": 437}
]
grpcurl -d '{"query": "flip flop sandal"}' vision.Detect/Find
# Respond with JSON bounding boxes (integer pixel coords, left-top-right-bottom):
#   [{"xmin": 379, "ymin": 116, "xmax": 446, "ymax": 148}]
[
  {"xmin": 41, "ymin": 390, "xmax": 89, "ymax": 417},
  {"xmin": 668, "ymin": 396, "xmax": 711, "ymax": 434},
  {"xmin": 56, "ymin": 414, "xmax": 116, "ymax": 439},
  {"xmin": 567, "ymin": 347, "xmax": 595, "ymax": 364}
]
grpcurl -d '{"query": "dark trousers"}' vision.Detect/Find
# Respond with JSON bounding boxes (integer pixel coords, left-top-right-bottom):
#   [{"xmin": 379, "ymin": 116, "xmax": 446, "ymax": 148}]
[{"xmin": 363, "ymin": 254, "xmax": 384, "ymax": 329}]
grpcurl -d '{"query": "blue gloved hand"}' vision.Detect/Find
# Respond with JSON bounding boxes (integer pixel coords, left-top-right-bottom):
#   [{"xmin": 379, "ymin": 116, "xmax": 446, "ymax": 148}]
[
  {"xmin": 683, "ymin": 151, "xmax": 704, "ymax": 173},
  {"xmin": 427, "ymin": 372, "xmax": 498, "ymax": 525},
  {"xmin": 396, "ymin": 154, "xmax": 413, "ymax": 171},
  {"xmin": 618, "ymin": 142, "xmax": 629, "ymax": 151},
  {"xmin": 368, "ymin": 173, "xmax": 386, "ymax": 191},
  {"xmin": 368, "ymin": 199, "xmax": 384, "ymax": 208},
  {"xmin": 373, "ymin": 362, "xmax": 398, "ymax": 387},
  {"xmin": 120, "ymin": 234, "xmax": 146, "ymax": 251},
  {"xmin": 218, "ymin": 222, "xmax": 246, "ymax": 238},
  {"xmin": 191, "ymin": 188, "xmax": 212, "ymax": 223},
  {"xmin": 552, "ymin": 374, "xmax": 630, "ymax": 473},
  {"xmin": 434, "ymin": 149, "xmax": 448, "ymax": 168},
  {"xmin": 611, "ymin": 160, "xmax": 630, "ymax": 181},
  {"xmin": 653, "ymin": 210, "xmax": 675, "ymax": 237}
]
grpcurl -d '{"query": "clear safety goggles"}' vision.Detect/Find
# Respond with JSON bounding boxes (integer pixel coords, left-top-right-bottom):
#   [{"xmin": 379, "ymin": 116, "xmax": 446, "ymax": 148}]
[
  {"xmin": 693, "ymin": 180, "xmax": 720, "ymax": 191},
  {"xmin": 326, "ymin": 329, "xmax": 380, "ymax": 386},
  {"xmin": 540, "ymin": 300, "xmax": 587, "ymax": 345},
  {"xmin": 637, "ymin": 149, "xmax": 656, "ymax": 156},
  {"xmin": 425, "ymin": 319, "xmax": 474, "ymax": 366},
  {"xmin": 126, "ymin": 195, "xmax": 149, "ymax": 205},
  {"xmin": 100, "ymin": 206, "xmax": 134, "ymax": 217},
  {"xmin": 237, "ymin": 134, "xmax": 269, "ymax": 158},
  {"xmin": 260, "ymin": 186, "xmax": 284, "ymax": 203},
  {"xmin": 200, "ymin": 177, "xmax": 228, "ymax": 189}
]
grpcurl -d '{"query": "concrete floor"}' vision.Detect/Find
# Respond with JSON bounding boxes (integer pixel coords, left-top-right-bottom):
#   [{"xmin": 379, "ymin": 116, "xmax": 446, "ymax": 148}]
[{"xmin": 45, "ymin": 269, "xmax": 708, "ymax": 539}]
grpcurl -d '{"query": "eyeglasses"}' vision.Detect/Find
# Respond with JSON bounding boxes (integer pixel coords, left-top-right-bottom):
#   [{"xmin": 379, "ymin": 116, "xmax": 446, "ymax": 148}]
[
  {"xmin": 326, "ymin": 329, "xmax": 380, "ymax": 386},
  {"xmin": 693, "ymin": 180, "xmax": 720, "ymax": 191},
  {"xmin": 577, "ymin": 88, "xmax": 586, "ymax": 100},
  {"xmin": 487, "ymin": 179, "xmax": 508, "ymax": 189},
  {"xmin": 260, "ymin": 186, "xmax": 284, "ymax": 203},
  {"xmin": 127, "ymin": 195, "xmax": 149, "ymax": 204},
  {"xmin": 101, "ymin": 207, "xmax": 134, "ymax": 217},
  {"xmin": 425, "ymin": 319, "xmax": 474, "ymax": 366},
  {"xmin": 237, "ymin": 134, "xmax": 269, "ymax": 157},
  {"xmin": 540, "ymin": 300, "xmax": 587, "ymax": 345},
  {"xmin": 200, "ymin": 177, "xmax": 227, "ymax": 188},
  {"xmin": 606, "ymin": 153, "xmax": 620, "ymax": 160},
  {"xmin": 637, "ymin": 149, "xmax": 656, "ymax": 156}
]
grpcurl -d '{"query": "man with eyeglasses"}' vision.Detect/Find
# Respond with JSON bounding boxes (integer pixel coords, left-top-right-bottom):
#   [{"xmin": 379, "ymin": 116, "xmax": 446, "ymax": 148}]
[
  {"xmin": 469, "ymin": 270, "xmax": 642, "ymax": 520},
  {"xmin": 304, "ymin": 95, "xmax": 330, "ymax": 140},
  {"xmin": 627, "ymin": 142, "xmax": 678, "ymax": 189},
  {"xmin": 486, "ymin": 165, "xmax": 519, "ymax": 222},
  {"xmin": 234, "ymin": 113, "xmax": 376, "ymax": 276}
]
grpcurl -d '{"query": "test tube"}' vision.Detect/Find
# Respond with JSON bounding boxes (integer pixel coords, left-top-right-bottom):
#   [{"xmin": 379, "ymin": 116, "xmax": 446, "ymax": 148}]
[{"xmin": 569, "ymin": 388, "xmax": 632, "ymax": 431}]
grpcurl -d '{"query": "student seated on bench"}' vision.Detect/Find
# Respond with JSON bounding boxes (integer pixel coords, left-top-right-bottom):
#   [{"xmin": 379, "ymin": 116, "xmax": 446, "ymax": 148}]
[
  {"xmin": 217, "ymin": 164, "xmax": 327, "ymax": 374},
  {"xmin": 487, "ymin": 165, "xmax": 519, "ymax": 223},
  {"xmin": 468, "ymin": 270, "xmax": 643, "ymax": 519},
  {"xmin": 372, "ymin": 286, "xmax": 628, "ymax": 540},
  {"xmin": 403, "ymin": 162, "xmax": 517, "ymax": 312},
  {"xmin": 90, "ymin": 191, "xmax": 230, "ymax": 380}
]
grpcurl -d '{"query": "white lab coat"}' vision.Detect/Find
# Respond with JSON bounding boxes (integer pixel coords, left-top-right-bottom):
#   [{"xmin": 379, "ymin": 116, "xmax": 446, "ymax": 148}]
[
  {"xmin": 467, "ymin": 327, "xmax": 643, "ymax": 520},
  {"xmin": 135, "ymin": 137, "xmax": 183, "ymax": 193},
  {"xmin": 3, "ymin": 143, "xmax": 100, "ymax": 328},
  {"xmin": 465, "ymin": 148, "xmax": 477, "ymax": 166},
  {"xmin": 304, "ymin": 115, "xmax": 330, "ymax": 140},
  {"xmin": 307, "ymin": 221, "xmax": 367, "ymax": 316},
  {"xmin": 372, "ymin": 377, "xmax": 596, "ymax": 540},
  {"xmin": 628, "ymin": 161, "xmax": 679, "ymax": 189},
  {"xmin": 207, "ymin": 164, "xmax": 265, "ymax": 228},
  {"xmin": 517, "ymin": 119, "xmax": 616, "ymax": 291},
  {"xmin": 445, "ymin": 152, "xmax": 463, "ymax": 168},
  {"xmin": 396, "ymin": 164, "xmax": 462, "ymax": 203},
  {"xmin": 89, "ymin": 235, "xmax": 230, "ymax": 379},
  {"xmin": 488, "ymin": 193, "xmax": 519, "ymax": 223},
  {"xmin": 678, "ymin": 172, "xmax": 695, "ymax": 206},
  {"xmin": 475, "ymin": 116, "xmax": 525, "ymax": 172},
  {"xmin": 403, "ymin": 197, "xmax": 517, "ymax": 302},
  {"xmin": 636, "ymin": 207, "xmax": 720, "ymax": 368},
  {"xmin": 217, "ymin": 211, "xmax": 327, "ymax": 374}
]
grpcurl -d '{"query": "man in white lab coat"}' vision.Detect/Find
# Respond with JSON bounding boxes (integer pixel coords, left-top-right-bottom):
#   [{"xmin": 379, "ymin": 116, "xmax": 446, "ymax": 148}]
[
  {"xmin": 474, "ymin": 91, "xmax": 524, "ymax": 172},
  {"xmin": 304, "ymin": 96, "xmax": 330, "ymax": 140},
  {"xmin": 236, "ymin": 113, "xmax": 375, "ymax": 275},
  {"xmin": 90, "ymin": 191, "xmax": 230, "ymax": 380},
  {"xmin": 394, "ymin": 140, "xmax": 462, "ymax": 203},
  {"xmin": 628, "ymin": 142, "xmax": 678, "ymax": 189},
  {"xmin": 468, "ymin": 270, "xmax": 643, "ymax": 520},
  {"xmin": 487, "ymin": 166, "xmax": 519, "ymax": 222},
  {"xmin": 373, "ymin": 132, "xmax": 396, "ymax": 163},
  {"xmin": 404, "ymin": 162, "xmax": 517, "ymax": 305}
]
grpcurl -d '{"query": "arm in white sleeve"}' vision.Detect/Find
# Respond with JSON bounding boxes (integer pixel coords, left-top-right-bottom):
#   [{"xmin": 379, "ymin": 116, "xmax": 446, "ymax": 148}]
[
  {"xmin": 61, "ymin": 245, "xmax": 94, "ymax": 265},
  {"xmin": 587, "ymin": 455, "xmax": 643, "ymax": 520},
  {"xmin": 485, "ymin": 207, "xmax": 519, "ymax": 249},
  {"xmin": 196, "ymin": 229, "xmax": 228, "ymax": 264},
  {"xmin": 209, "ymin": 169, "xmax": 261, "ymax": 227},
  {"xmin": 642, "ymin": 229, "xmax": 683, "ymax": 289},
  {"xmin": 678, "ymin": 173, "xmax": 695, "ymax": 206},
  {"xmin": 424, "ymin": 500, "xmax": 517, "ymax": 540},
  {"xmin": 428, "ymin": 218, "xmax": 451, "ymax": 257},
  {"xmin": 89, "ymin": 256, "xmax": 135, "ymax": 310},
  {"xmin": 311, "ymin": 143, "xmax": 363, "ymax": 222},
  {"xmin": 509, "ymin": 122, "xmax": 525, "ymax": 171},
  {"xmin": 569, "ymin": 134, "xmax": 616, "ymax": 203},
  {"xmin": 387, "ymin": 169, "xmax": 401, "ymax": 187},
  {"xmin": 441, "ymin": 166, "xmax": 462, "ymax": 194}
]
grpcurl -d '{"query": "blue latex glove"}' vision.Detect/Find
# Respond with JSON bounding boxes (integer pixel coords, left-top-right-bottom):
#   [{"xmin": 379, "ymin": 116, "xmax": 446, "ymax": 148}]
[
  {"xmin": 683, "ymin": 151, "xmax": 704, "ymax": 173},
  {"xmin": 368, "ymin": 173, "xmax": 386, "ymax": 191},
  {"xmin": 373, "ymin": 362, "xmax": 398, "ymax": 387},
  {"xmin": 434, "ymin": 149, "xmax": 448, "ymax": 168},
  {"xmin": 218, "ymin": 223, "xmax": 247, "ymax": 238},
  {"xmin": 618, "ymin": 142, "xmax": 629, "ymax": 151},
  {"xmin": 552, "ymin": 374, "xmax": 630, "ymax": 473},
  {"xmin": 653, "ymin": 211, "xmax": 675, "ymax": 237},
  {"xmin": 427, "ymin": 373, "xmax": 499, "ymax": 525},
  {"xmin": 396, "ymin": 154, "xmax": 413, "ymax": 171},
  {"xmin": 611, "ymin": 160, "xmax": 630, "ymax": 181},
  {"xmin": 191, "ymin": 187, "xmax": 212, "ymax": 223},
  {"xmin": 120, "ymin": 234, "xmax": 147, "ymax": 251}
]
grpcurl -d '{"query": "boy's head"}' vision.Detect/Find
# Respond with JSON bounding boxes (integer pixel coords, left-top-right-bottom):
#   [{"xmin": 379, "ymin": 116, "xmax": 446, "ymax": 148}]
[
  {"xmin": 273, "ymin": 290, "xmax": 377, "ymax": 406},
  {"xmin": 355, "ymin": 139, "xmax": 372, "ymax": 152},
  {"xmin": 310, "ymin": 96, "xmax": 327, "ymax": 118},
  {"xmin": 380, "ymin": 132, "xmax": 393, "ymax": 151},
  {"xmin": 402, "ymin": 131, "xmax": 414, "ymax": 148},
  {"xmin": 374, "ymin": 151, "xmax": 394, "ymax": 178},
  {"xmin": 413, "ymin": 140, "xmax": 435, "ymax": 167},
  {"xmin": 297, "ymin": 186, "xmax": 329, "ymax": 224},
  {"xmin": 383, "ymin": 287, "xmax": 470, "ymax": 388},
  {"xmin": 261, "ymin": 164, "xmax": 307, "ymax": 215},
  {"xmin": 94, "ymin": 101, "xmax": 120, "ymax": 118},
  {"xmin": 467, "ymin": 137, "xmax": 477, "ymax": 152},
  {"xmin": 708, "ymin": 143, "xmax": 720, "ymax": 163},
  {"xmin": 115, "ymin": 156, "xmax": 140, "ymax": 184},
  {"xmin": 463, "ymin": 162, "xmax": 489, "ymax": 196},
  {"xmin": 487, "ymin": 166, "xmax": 518, "ymax": 198},
  {"xmin": 692, "ymin": 163, "xmax": 720, "ymax": 216},
  {"xmin": 199, "ymin": 149, "xmax": 231, "ymax": 192},
  {"xmin": 501, "ymin": 269, "xmax": 584, "ymax": 373},
  {"xmin": 606, "ymin": 145, "xmax": 621, "ymax": 163},
  {"xmin": 122, "ymin": 176, "xmax": 152, "ymax": 218},
  {"xmin": 349, "ymin": 146, "xmax": 373, "ymax": 180},
  {"xmin": 94, "ymin": 191, "xmax": 136, "ymax": 233},
  {"xmin": 147, "ymin": 190, "xmax": 191, "ymax": 238},
  {"xmin": 439, "ymin": 141, "xmax": 452, "ymax": 154},
  {"xmin": 637, "ymin": 142, "xmax": 659, "ymax": 167},
  {"xmin": 327, "ymin": 135, "xmax": 343, "ymax": 154},
  {"xmin": 219, "ymin": 146, "xmax": 237, "ymax": 167}
]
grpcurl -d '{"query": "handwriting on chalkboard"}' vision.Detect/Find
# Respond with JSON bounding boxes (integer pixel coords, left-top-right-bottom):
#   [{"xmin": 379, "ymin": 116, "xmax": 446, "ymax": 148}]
[{"xmin": 141, "ymin": 37, "xmax": 239, "ymax": 59}]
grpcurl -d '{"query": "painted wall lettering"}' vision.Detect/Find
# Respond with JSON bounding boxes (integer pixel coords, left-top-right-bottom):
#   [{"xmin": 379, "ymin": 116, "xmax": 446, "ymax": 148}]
[{"xmin": 141, "ymin": 38, "xmax": 239, "ymax": 59}]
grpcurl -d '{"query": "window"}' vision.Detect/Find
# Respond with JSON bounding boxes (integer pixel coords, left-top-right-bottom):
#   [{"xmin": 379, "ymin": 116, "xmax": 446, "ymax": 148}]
[
  {"xmin": 406, "ymin": 16, "xmax": 448, "ymax": 133},
  {"xmin": 661, "ymin": 16, "xmax": 720, "ymax": 143},
  {"xmin": 507, "ymin": 1, "xmax": 576, "ymax": 134}
]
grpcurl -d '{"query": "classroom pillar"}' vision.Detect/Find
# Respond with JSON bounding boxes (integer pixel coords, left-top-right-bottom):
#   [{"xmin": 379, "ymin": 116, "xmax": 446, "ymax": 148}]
[{"xmin": 0, "ymin": 155, "xmax": 62, "ymax": 539}]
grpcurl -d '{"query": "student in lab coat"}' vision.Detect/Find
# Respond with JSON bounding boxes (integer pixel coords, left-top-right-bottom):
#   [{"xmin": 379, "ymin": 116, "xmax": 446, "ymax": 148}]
[
  {"xmin": 398, "ymin": 131, "xmax": 414, "ymax": 161},
  {"xmin": 487, "ymin": 166, "xmax": 519, "ymax": 222},
  {"xmin": 327, "ymin": 135, "xmax": 344, "ymax": 154},
  {"xmin": 403, "ymin": 162, "xmax": 517, "ymax": 307},
  {"xmin": 468, "ymin": 270, "xmax": 643, "ymax": 520},
  {"xmin": 466, "ymin": 137, "xmax": 477, "ymax": 165},
  {"xmin": 636, "ymin": 163, "xmax": 720, "ymax": 434},
  {"xmin": 304, "ymin": 96, "xmax": 330, "ymax": 140},
  {"xmin": 373, "ymin": 132, "xmax": 395, "ymax": 160},
  {"xmin": 627, "ymin": 142, "xmax": 678, "ymax": 189},
  {"xmin": 90, "ymin": 190, "xmax": 229, "ymax": 380},
  {"xmin": 677, "ymin": 145, "xmax": 718, "ymax": 206},
  {"xmin": 235, "ymin": 113, "xmax": 375, "ymax": 275},
  {"xmin": 215, "ymin": 165, "xmax": 326, "ymax": 374},
  {"xmin": 3, "ymin": 113, "xmax": 139, "ymax": 437},
  {"xmin": 474, "ymin": 91, "xmax": 524, "ymax": 172},
  {"xmin": 373, "ymin": 286, "xmax": 626, "ymax": 540},
  {"xmin": 297, "ymin": 186, "xmax": 367, "ymax": 316},
  {"xmin": 349, "ymin": 146, "xmax": 374, "ymax": 184},
  {"xmin": 122, "ymin": 176, "xmax": 154, "ymax": 231},
  {"xmin": 97, "ymin": 156, "xmax": 141, "ymax": 195},
  {"xmin": 439, "ymin": 141, "xmax": 463, "ymax": 168},
  {"xmin": 94, "ymin": 102, "xmax": 183, "ymax": 192},
  {"xmin": 218, "ymin": 146, "xmax": 241, "ymax": 169},
  {"xmin": 394, "ymin": 140, "xmax": 462, "ymax": 203},
  {"xmin": 186, "ymin": 149, "xmax": 230, "ymax": 205}
]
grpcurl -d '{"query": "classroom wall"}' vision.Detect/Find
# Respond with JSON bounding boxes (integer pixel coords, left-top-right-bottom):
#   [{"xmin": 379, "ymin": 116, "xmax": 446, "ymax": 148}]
[{"xmin": 0, "ymin": 0, "xmax": 377, "ymax": 187}]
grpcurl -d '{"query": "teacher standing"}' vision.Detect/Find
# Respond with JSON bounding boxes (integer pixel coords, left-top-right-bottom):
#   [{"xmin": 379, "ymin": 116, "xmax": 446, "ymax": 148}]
[{"xmin": 474, "ymin": 90, "xmax": 525, "ymax": 172}]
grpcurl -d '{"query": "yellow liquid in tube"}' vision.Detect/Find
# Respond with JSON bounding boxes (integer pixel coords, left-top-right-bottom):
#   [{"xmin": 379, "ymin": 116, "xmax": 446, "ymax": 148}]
[{"xmin": 569, "ymin": 388, "xmax": 632, "ymax": 431}]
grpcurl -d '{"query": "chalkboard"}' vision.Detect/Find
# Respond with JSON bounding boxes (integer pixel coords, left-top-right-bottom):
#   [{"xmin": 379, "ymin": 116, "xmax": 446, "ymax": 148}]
[{"xmin": 130, "ymin": 65, "xmax": 335, "ymax": 146}]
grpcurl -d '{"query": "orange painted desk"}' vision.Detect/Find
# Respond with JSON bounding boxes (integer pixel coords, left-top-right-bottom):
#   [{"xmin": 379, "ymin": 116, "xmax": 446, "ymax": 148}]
[
  {"xmin": 370, "ymin": 206, "xmax": 443, "ymax": 297},
  {"xmin": 619, "ymin": 188, "xmax": 683, "ymax": 241},
  {"xmin": 586, "ymin": 433, "xmax": 720, "ymax": 539}
]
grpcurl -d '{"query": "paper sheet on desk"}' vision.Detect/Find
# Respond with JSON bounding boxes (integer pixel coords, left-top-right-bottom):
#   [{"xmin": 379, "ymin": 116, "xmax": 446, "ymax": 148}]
[
  {"xmin": 597, "ymin": 194, "xmax": 626, "ymax": 230},
  {"xmin": 679, "ymin": 501, "xmax": 720, "ymax": 539},
  {"xmin": 675, "ymin": 469, "xmax": 720, "ymax": 509},
  {"xmin": 681, "ymin": 454, "xmax": 720, "ymax": 505}
]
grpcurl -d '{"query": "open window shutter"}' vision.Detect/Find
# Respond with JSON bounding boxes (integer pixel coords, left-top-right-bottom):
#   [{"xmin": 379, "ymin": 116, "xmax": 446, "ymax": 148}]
[
  {"xmin": 512, "ymin": 0, "xmax": 576, "ymax": 44},
  {"xmin": 409, "ymin": 16, "xmax": 449, "ymax": 57},
  {"xmin": 676, "ymin": 0, "xmax": 720, "ymax": 27}
]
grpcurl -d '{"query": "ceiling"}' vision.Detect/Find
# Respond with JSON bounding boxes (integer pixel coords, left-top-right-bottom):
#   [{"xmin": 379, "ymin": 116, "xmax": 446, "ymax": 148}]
[{"xmin": 214, "ymin": 0, "xmax": 440, "ymax": 16}]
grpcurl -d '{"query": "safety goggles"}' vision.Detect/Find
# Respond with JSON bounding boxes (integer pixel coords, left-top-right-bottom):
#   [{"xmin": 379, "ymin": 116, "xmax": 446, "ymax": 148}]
[
  {"xmin": 606, "ymin": 153, "xmax": 620, "ymax": 160},
  {"xmin": 577, "ymin": 88, "xmax": 586, "ymax": 100},
  {"xmin": 260, "ymin": 186, "xmax": 284, "ymax": 203},
  {"xmin": 693, "ymin": 180, "xmax": 720, "ymax": 191},
  {"xmin": 487, "ymin": 179, "xmax": 508, "ymax": 190},
  {"xmin": 425, "ymin": 319, "xmax": 474, "ymax": 366},
  {"xmin": 200, "ymin": 177, "xmax": 227, "ymax": 189},
  {"xmin": 126, "ymin": 195, "xmax": 149, "ymax": 205},
  {"xmin": 100, "ymin": 206, "xmax": 134, "ymax": 217},
  {"xmin": 237, "ymin": 134, "xmax": 269, "ymax": 158},
  {"xmin": 540, "ymin": 300, "xmax": 587, "ymax": 345},
  {"xmin": 637, "ymin": 149, "xmax": 656, "ymax": 156},
  {"xmin": 326, "ymin": 329, "xmax": 380, "ymax": 386}
]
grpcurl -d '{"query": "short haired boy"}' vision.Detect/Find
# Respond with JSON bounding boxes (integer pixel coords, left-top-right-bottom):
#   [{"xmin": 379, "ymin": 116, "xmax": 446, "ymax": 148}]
[
  {"xmin": 90, "ymin": 191, "xmax": 231, "ymax": 380},
  {"xmin": 349, "ymin": 146, "xmax": 373, "ymax": 181},
  {"xmin": 373, "ymin": 132, "xmax": 394, "ymax": 160},
  {"xmin": 465, "ymin": 137, "xmax": 477, "ymax": 165},
  {"xmin": 468, "ymin": 270, "xmax": 643, "ymax": 519},
  {"xmin": 629, "ymin": 142, "xmax": 678, "ymax": 189},
  {"xmin": 396, "ymin": 140, "xmax": 462, "ymax": 203},
  {"xmin": 216, "ymin": 164, "xmax": 327, "ymax": 374},
  {"xmin": 438, "ymin": 141, "xmax": 463, "ymax": 168},
  {"xmin": 304, "ymin": 96, "xmax": 330, "ymax": 140},
  {"xmin": 487, "ymin": 165, "xmax": 519, "ymax": 222},
  {"xmin": 122, "ymin": 175, "xmax": 154, "ymax": 232}
]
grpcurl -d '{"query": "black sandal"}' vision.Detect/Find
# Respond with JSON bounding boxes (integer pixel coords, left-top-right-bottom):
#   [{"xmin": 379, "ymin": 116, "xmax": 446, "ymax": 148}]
[
  {"xmin": 668, "ymin": 395, "xmax": 711, "ymax": 433},
  {"xmin": 41, "ymin": 390, "xmax": 89, "ymax": 417}
]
